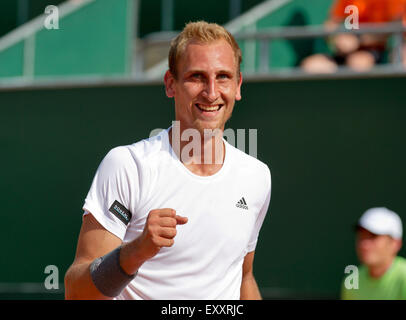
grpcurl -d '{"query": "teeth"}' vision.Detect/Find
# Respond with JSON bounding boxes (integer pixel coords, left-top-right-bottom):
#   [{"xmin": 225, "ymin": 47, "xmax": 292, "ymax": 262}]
[{"xmin": 196, "ymin": 104, "xmax": 221, "ymax": 112}]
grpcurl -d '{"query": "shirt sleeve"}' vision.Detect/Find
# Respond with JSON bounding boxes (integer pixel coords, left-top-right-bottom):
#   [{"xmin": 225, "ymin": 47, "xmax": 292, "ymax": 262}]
[
  {"xmin": 82, "ymin": 146, "xmax": 140, "ymax": 240},
  {"xmin": 246, "ymin": 165, "xmax": 272, "ymax": 253}
]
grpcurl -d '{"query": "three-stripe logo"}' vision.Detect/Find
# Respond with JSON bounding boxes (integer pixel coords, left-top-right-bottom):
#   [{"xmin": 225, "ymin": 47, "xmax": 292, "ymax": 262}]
[{"xmin": 236, "ymin": 197, "xmax": 248, "ymax": 210}]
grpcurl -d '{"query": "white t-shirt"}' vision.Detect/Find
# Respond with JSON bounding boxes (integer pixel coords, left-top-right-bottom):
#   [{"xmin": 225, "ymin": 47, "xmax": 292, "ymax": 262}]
[{"xmin": 83, "ymin": 128, "xmax": 271, "ymax": 300}]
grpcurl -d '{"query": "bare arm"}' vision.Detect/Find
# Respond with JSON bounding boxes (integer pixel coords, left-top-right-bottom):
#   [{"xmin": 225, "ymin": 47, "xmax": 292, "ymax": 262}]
[
  {"xmin": 240, "ymin": 251, "xmax": 262, "ymax": 300},
  {"xmin": 64, "ymin": 214, "xmax": 123, "ymax": 299},
  {"xmin": 64, "ymin": 209, "xmax": 187, "ymax": 300}
]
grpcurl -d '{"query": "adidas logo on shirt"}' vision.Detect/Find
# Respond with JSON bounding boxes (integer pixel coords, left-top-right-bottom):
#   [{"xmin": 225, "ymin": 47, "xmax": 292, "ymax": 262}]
[{"xmin": 236, "ymin": 197, "xmax": 248, "ymax": 210}]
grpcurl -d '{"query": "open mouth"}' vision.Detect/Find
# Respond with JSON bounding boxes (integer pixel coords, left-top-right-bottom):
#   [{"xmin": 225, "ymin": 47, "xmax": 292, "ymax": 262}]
[{"xmin": 195, "ymin": 103, "xmax": 223, "ymax": 112}]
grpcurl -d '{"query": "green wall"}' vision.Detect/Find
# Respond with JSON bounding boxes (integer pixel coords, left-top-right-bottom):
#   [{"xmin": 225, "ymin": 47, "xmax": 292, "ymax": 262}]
[
  {"xmin": 0, "ymin": 0, "xmax": 133, "ymax": 79},
  {"xmin": 34, "ymin": 0, "xmax": 132, "ymax": 77},
  {"xmin": 239, "ymin": 0, "xmax": 335, "ymax": 72},
  {"xmin": 0, "ymin": 41, "xmax": 24, "ymax": 78},
  {"xmin": 0, "ymin": 0, "xmax": 67, "ymax": 37},
  {"xmin": 139, "ymin": 0, "xmax": 266, "ymax": 36},
  {"xmin": 1, "ymin": 0, "xmax": 265, "ymax": 38},
  {"xmin": 1, "ymin": 76, "xmax": 405, "ymax": 299},
  {"xmin": 0, "ymin": 0, "xmax": 337, "ymax": 79}
]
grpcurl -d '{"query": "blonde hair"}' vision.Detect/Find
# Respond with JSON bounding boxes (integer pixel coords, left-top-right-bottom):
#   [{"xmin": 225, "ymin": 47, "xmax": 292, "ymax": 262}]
[{"xmin": 168, "ymin": 21, "xmax": 242, "ymax": 78}]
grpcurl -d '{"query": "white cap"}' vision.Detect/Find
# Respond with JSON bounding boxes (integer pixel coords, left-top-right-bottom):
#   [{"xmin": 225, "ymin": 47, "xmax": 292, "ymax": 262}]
[{"xmin": 357, "ymin": 207, "xmax": 403, "ymax": 239}]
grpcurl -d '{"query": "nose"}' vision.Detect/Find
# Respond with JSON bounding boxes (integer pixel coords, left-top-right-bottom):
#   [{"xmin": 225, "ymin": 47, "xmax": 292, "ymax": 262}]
[{"xmin": 201, "ymin": 77, "xmax": 220, "ymax": 102}]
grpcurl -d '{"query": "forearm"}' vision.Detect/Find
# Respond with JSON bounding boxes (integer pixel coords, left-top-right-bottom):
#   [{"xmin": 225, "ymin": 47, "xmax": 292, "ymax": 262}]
[
  {"xmin": 119, "ymin": 237, "xmax": 149, "ymax": 275},
  {"xmin": 65, "ymin": 209, "xmax": 184, "ymax": 299},
  {"xmin": 65, "ymin": 241, "xmax": 147, "ymax": 300},
  {"xmin": 240, "ymin": 273, "xmax": 262, "ymax": 300},
  {"xmin": 64, "ymin": 261, "xmax": 110, "ymax": 300}
]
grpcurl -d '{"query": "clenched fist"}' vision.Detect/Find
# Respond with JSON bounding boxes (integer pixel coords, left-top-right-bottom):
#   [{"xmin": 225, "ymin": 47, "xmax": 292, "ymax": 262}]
[{"xmin": 136, "ymin": 209, "xmax": 188, "ymax": 261}]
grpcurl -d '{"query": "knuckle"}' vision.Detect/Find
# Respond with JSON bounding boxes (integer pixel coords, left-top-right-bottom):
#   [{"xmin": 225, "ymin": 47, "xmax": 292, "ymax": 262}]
[
  {"xmin": 151, "ymin": 235, "xmax": 160, "ymax": 246},
  {"xmin": 171, "ymin": 229, "xmax": 177, "ymax": 237},
  {"xmin": 147, "ymin": 212, "xmax": 157, "ymax": 223},
  {"xmin": 149, "ymin": 216, "xmax": 160, "ymax": 227},
  {"xmin": 147, "ymin": 224, "xmax": 157, "ymax": 235},
  {"xmin": 148, "ymin": 209, "xmax": 157, "ymax": 216}
]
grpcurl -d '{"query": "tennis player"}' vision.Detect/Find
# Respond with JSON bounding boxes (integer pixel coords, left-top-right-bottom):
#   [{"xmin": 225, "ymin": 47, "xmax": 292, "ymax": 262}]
[{"xmin": 64, "ymin": 21, "xmax": 271, "ymax": 300}]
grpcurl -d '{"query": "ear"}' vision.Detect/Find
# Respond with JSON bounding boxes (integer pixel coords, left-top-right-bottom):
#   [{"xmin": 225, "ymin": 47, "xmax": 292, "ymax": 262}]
[
  {"xmin": 235, "ymin": 72, "xmax": 243, "ymax": 101},
  {"xmin": 164, "ymin": 70, "xmax": 176, "ymax": 98},
  {"xmin": 394, "ymin": 239, "xmax": 402, "ymax": 253}
]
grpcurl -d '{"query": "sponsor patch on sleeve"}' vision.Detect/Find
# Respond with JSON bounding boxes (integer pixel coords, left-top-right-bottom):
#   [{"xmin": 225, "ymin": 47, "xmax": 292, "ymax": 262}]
[{"xmin": 109, "ymin": 200, "xmax": 132, "ymax": 226}]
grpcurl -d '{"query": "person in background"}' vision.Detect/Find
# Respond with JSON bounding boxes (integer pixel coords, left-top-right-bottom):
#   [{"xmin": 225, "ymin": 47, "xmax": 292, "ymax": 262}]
[
  {"xmin": 301, "ymin": 0, "xmax": 406, "ymax": 73},
  {"xmin": 341, "ymin": 207, "xmax": 406, "ymax": 299}
]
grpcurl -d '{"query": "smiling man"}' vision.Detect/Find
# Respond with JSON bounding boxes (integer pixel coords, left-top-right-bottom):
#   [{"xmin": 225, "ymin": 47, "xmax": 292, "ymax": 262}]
[{"xmin": 64, "ymin": 21, "xmax": 271, "ymax": 300}]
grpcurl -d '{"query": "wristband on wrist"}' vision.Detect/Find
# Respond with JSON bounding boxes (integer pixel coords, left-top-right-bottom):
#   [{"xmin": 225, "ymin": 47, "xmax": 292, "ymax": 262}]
[{"xmin": 89, "ymin": 245, "xmax": 137, "ymax": 298}]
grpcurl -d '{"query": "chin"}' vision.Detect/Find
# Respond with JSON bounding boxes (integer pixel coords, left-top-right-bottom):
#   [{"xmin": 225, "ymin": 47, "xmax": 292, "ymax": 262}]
[
  {"xmin": 195, "ymin": 121, "xmax": 224, "ymax": 134},
  {"xmin": 359, "ymin": 254, "xmax": 377, "ymax": 266}
]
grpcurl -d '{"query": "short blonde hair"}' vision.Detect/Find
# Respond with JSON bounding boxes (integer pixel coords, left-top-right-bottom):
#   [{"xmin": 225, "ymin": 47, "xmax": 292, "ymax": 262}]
[{"xmin": 168, "ymin": 21, "xmax": 242, "ymax": 79}]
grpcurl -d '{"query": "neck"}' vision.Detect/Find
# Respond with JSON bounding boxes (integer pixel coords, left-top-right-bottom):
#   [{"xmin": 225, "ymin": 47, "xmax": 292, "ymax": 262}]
[
  {"xmin": 168, "ymin": 126, "xmax": 225, "ymax": 176},
  {"xmin": 367, "ymin": 258, "xmax": 395, "ymax": 278}
]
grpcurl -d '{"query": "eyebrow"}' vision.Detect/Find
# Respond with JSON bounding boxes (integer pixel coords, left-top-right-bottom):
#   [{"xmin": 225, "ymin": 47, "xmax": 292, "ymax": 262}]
[
  {"xmin": 185, "ymin": 69, "xmax": 235, "ymax": 76},
  {"xmin": 217, "ymin": 70, "xmax": 234, "ymax": 75}
]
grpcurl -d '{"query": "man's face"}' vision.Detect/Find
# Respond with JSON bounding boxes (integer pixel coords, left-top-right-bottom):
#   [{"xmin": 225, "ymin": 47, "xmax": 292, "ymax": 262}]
[
  {"xmin": 355, "ymin": 227, "xmax": 400, "ymax": 267},
  {"xmin": 164, "ymin": 39, "xmax": 242, "ymax": 134}
]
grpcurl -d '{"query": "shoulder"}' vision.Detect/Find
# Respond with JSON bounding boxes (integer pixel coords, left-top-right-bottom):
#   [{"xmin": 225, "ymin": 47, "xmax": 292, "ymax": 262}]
[
  {"xmin": 103, "ymin": 145, "xmax": 133, "ymax": 166},
  {"xmin": 388, "ymin": 257, "xmax": 406, "ymax": 299},
  {"xmin": 129, "ymin": 130, "xmax": 169, "ymax": 164},
  {"xmin": 395, "ymin": 256, "xmax": 406, "ymax": 265},
  {"xmin": 226, "ymin": 141, "xmax": 271, "ymax": 186},
  {"xmin": 103, "ymin": 130, "xmax": 168, "ymax": 169},
  {"xmin": 394, "ymin": 256, "xmax": 406, "ymax": 275}
]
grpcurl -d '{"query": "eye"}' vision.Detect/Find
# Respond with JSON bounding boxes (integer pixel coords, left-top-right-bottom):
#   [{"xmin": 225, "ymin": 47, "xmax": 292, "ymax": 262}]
[
  {"xmin": 218, "ymin": 73, "xmax": 231, "ymax": 80},
  {"xmin": 191, "ymin": 73, "xmax": 203, "ymax": 79}
]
